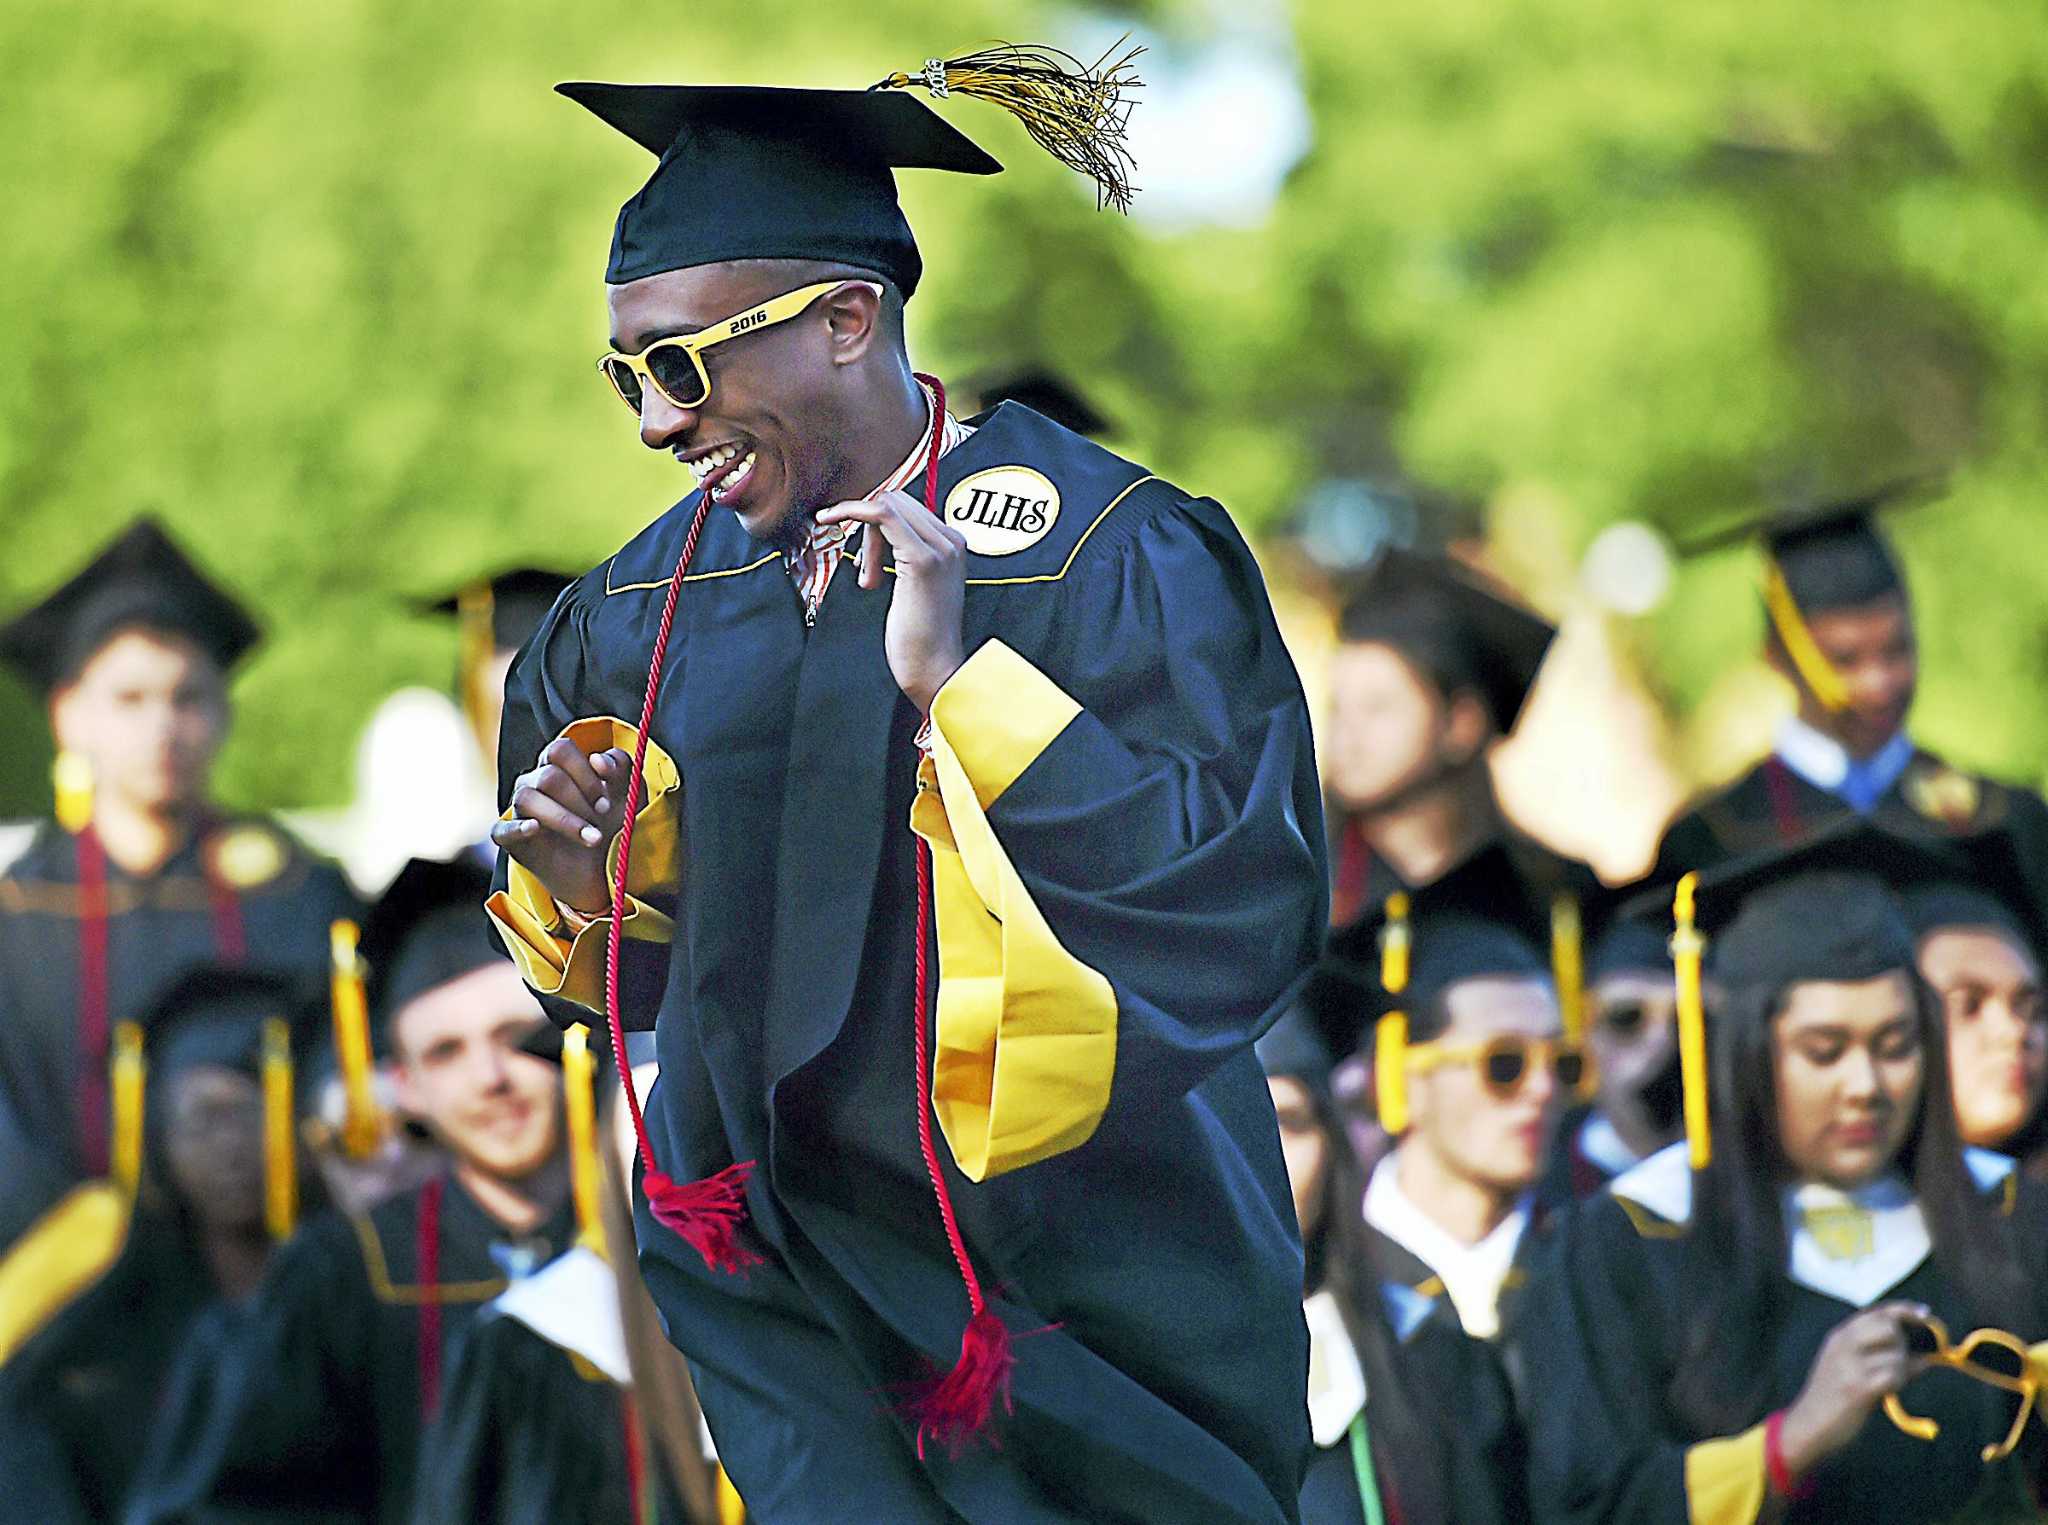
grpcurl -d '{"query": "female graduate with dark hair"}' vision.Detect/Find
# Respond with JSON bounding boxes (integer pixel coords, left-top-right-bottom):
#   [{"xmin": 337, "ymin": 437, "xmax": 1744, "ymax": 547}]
[{"xmin": 1520, "ymin": 822, "xmax": 2048, "ymax": 1524}]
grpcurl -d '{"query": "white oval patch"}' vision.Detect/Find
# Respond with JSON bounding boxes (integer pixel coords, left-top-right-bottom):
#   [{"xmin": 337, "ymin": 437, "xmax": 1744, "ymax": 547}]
[{"xmin": 943, "ymin": 466, "xmax": 1061, "ymax": 557}]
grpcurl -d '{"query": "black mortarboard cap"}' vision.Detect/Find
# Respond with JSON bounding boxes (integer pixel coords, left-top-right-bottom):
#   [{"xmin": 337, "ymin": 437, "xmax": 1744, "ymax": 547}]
[
  {"xmin": 1267, "ymin": 969, "xmax": 1355, "ymax": 1086},
  {"xmin": 424, "ymin": 568, "xmax": 577, "ymax": 653},
  {"xmin": 1621, "ymin": 819, "xmax": 1957, "ymax": 992},
  {"xmin": 142, "ymin": 966, "xmax": 311, "ymax": 1080},
  {"xmin": 1676, "ymin": 477, "xmax": 1941, "ymax": 617},
  {"xmin": 559, "ymin": 83, "xmax": 1002, "ymax": 296},
  {"xmin": 1892, "ymin": 826, "xmax": 2041, "ymax": 959},
  {"xmin": 968, "ymin": 368, "xmax": 1112, "ymax": 438},
  {"xmin": 360, "ymin": 855, "xmax": 501, "ymax": 1033},
  {"xmin": 0, "ymin": 519, "xmax": 261, "ymax": 695},
  {"xmin": 1401, "ymin": 912, "xmax": 1552, "ymax": 1018},
  {"xmin": 1588, "ymin": 914, "xmax": 1676, "ymax": 984},
  {"xmin": 1337, "ymin": 547, "xmax": 1556, "ymax": 735}
]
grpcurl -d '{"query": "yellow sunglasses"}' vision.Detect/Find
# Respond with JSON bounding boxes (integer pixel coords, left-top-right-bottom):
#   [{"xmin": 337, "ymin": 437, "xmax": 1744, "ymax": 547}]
[
  {"xmin": 1405, "ymin": 1034, "xmax": 1597, "ymax": 1102},
  {"xmin": 597, "ymin": 279, "xmax": 883, "ymax": 416},
  {"xmin": 1884, "ymin": 1313, "xmax": 2044, "ymax": 1463}
]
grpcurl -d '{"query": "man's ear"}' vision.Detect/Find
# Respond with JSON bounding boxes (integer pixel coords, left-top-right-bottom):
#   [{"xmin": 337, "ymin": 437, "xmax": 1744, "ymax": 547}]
[
  {"xmin": 823, "ymin": 282, "xmax": 885, "ymax": 367},
  {"xmin": 1442, "ymin": 690, "xmax": 1493, "ymax": 765}
]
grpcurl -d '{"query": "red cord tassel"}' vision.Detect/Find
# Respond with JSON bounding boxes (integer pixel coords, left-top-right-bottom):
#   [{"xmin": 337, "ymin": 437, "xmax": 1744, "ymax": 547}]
[
  {"xmin": 642, "ymin": 1162, "xmax": 763, "ymax": 1277},
  {"xmin": 603, "ymin": 492, "xmax": 766, "ymax": 1276},
  {"xmin": 908, "ymin": 1306, "xmax": 1016, "ymax": 1461}
]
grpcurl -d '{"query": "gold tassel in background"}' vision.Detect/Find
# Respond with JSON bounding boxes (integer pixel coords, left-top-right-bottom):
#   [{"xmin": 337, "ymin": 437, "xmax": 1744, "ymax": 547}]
[
  {"xmin": 876, "ymin": 39, "xmax": 1144, "ymax": 212},
  {"xmin": 1762, "ymin": 559, "xmax": 1851, "ymax": 713},
  {"xmin": 563, "ymin": 1023, "xmax": 608, "ymax": 1259},
  {"xmin": 1671, "ymin": 873, "xmax": 1712, "ymax": 1169},
  {"xmin": 1375, "ymin": 892, "xmax": 1412, "ymax": 1134},
  {"xmin": 262, "ymin": 1017, "xmax": 298, "ymax": 1240},
  {"xmin": 110, "ymin": 1022, "xmax": 147, "ymax": 1199},
  {"xmin": 455, "ymin": 580, "xmax": 498, "ymax": 758},
  {"xmin": 53, "ymin": 750, "xmax": 94, "ymax": 835},
  {"xmin": 1551, "ymin": 895, "xmax": 1585, "ymax": 1045},
  {"xmin": 329, "ymin": 920, "xmax": 383, "ymax": 1160}
]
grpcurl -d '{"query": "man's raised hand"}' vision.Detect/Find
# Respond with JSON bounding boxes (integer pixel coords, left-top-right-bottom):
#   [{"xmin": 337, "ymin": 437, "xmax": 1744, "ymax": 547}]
[{"xmin": 490, "ymin": 738, "xmax": 634, "ymax": 916}]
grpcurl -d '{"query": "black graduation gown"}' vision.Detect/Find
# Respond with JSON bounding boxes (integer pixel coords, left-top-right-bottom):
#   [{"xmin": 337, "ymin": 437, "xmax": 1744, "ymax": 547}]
[
  {"xmin": 494, "ymin": 402, "xmax": 1328, "ymax": 1523},
  {"xmin": 0, "ymin": 819, "xmax": 358, "ymax": 1218},
  {"xmin": 0, "ymin": 1206, "xmax": 219, "ymax": 1522},
  {"xmin": 1651, "ymin": 749, "xmax": 2048, "ymax": 910},
  {"xmin": 128, "ymin": 1174, "xmax": 575, "ymax": 1525},
  {"xmin": 1517, "ymin": 1161, "xmax": 2048, "ymax": 1524},
  {"xmin": 415, "ymin": 1301, "xmax": 692, "ymax": 1525}
]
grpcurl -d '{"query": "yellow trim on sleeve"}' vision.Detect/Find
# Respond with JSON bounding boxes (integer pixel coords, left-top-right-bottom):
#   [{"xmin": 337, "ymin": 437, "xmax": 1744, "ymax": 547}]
[
  {"xmin": 1683, "ymin": 1424, "xmax": 1767, "ymax": 1525},
  {"xmin": 484, "ymin": 716, "xmax": 680, "ymax": 1014},
  {"xmin": 928, "ymin": 640, "xmax": 1082, "ymax": 809},
  {"xmin": 914, "ymin": 649, "xmax": 1116, "ymax": 1182},
  {"xmin": 0, "ymin": 1182, "xmax": 129, "ymax": 1365}
]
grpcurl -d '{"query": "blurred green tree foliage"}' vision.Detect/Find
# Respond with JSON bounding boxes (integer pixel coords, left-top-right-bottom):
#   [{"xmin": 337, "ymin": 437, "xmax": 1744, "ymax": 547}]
[{"xmin": 1, "ymin": 0, "xmax": 2043, "ymax": 813}]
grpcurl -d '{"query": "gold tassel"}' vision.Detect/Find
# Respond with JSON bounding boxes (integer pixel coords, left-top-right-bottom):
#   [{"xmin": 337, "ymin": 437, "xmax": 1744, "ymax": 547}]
[
  {"xmin": 329, "ymin": 920, "xmax": 383, "ymax": 1160},
  {"xmin": 1375, "ymin": 892, "xmax": 1413, "ymax": 1133},
  {"xmin": 53, "ymin": 750, "xmax": 94, "ymax": 835},
  {"xmin": 1671, "ymin": 873, "xmax": 1712, "ymax": 1168},
  {"xmin": 262, "ymin": 1017, "xmax": 298, "ymax": 1240},
  {"xmin": 1552, "ymin": 895, "xmax": 1585, "ymax": 1044},
  {"xmin": 874, "ymin": 39, "xmax": 1144, "ymax": 212},
  {"xmin": 110, "ymin": 1021, "xmax": 147, "ymax": 1199},
  {"xmin": 1763, "ymin": 559, "xmax": 1851, "ymax": 713},
  {"xmin": 716, "ymin": 1464, "xmax": 747, "ymax": 1525},
  {"xmin": 564, "ymin": 1024, "xmax": 608, "ymax": 1258},
  {"xmin": 456, "ymin": 580, "xmax": 497, "ymax": 758}
]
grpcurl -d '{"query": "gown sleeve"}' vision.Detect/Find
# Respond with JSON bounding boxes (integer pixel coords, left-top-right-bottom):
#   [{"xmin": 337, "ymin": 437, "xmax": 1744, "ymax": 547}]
[
  {"xmin": 125, "ymin": 1214, "xmax": 380, "ymax": 1522},
  {"xmin": 484, "ymin": 581, "xmax": 680, "ymax": 1030},
  {"xmin": 913, "ymin": 493, "xmax": 1327, "ymax": 1180},
  {"xmin": 1515, "ymin": 1197, "xmax": 1770, "ymax": 1525}
]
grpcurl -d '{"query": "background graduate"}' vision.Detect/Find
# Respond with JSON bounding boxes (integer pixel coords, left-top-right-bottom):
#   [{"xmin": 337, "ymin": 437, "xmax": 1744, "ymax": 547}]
[
  {"xmin": 414, "ymin": 1027, "xmax": 719, "ymax": 1525},
  {"xmin": 485, "ymin": 49, "xmax": 1326, "ymax": 1523},
  {"xmin": 1521, "ymin": 823, "xmax": 2048, "ymax": 1523},
  {"xmin": 0, "ymin": 518, "xmax": 358, "ymax": 1233},
  {"xmin": 0, "ymin": 966, "xmax": 316, "ymax": 1522},
  {"xmin": 131, "ymin": 855, "xmax": 575, "ymax": 1525},
  {"xmin": 1652, "ymin": 486, "xmax": 2048, "ymax": 904},
  {"xmin": 1544, "ymin": 913, "xmax": 1686, "ymax": 1200},
  {"xmin": 1898, "ymin": 827, "xmax": 2048, "ymax": 1176},
  {"xmin": 1321, "ymin": 546, "xmax": 1597, "ymax": 940}
]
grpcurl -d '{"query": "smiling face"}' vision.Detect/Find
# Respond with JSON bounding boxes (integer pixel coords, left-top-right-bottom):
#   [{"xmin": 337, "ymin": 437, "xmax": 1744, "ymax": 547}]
[
  {"xmin": 1919, "ymin": 926, "xmax": 2047, "ymax": 1149},
  {"xmin": 606, "ymin": 259, "xmax": 897, "ymax": 550},
  {"xmin": 1771, "ymin": 971, "xmax": 1923, "ymax": 1190},
  {"xmin": 391, "ymin": 963, "xmax": 561, "ymax": 1183}
]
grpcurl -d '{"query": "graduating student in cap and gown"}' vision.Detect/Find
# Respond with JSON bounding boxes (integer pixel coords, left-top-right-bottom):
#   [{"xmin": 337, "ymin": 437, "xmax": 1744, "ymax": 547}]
[
  {"xmin": 1350, "ymin": 911, "xmax": 1587, "ymax": 1524},
  {"xmin": 131, "ymin": 857, "xmax": 575, "ymax": 1525},
  {"xmin": 1261, "ymin": 967, "xmax": 1561, "ymax": 1525},
  {"xmin": 1520, "ymin": 821, "xmax": 2048, "ymax": 1524},
  {"xmin": 0, "ymin": 519, "xmax": 358, "ymax": 1234},
  {"xmin": 1321, "ymin": 547, "xmax": 1599, "ymax": 1043},
  {"xmin": 483, "ymin": 47, "xmax": 1325, "ymax": 1524},
  {"xmin": 0, "ymin": 967, "xmax": 316, "ymax": 1522},
  {"xmin": 1651, "ymin": 485, "xmax": 2048, "ymax": 904},
  {"xmin": 414, "ymin": 1025, "xmax": 719, "ymax": 1525},
  {"xmin": 1542, "ymin": 912, "xmax": 1687, "ymax": 1201},
  {"xmin": 1896, "ymin": 827, "xmax": 2048, "ymax": 1179}
]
